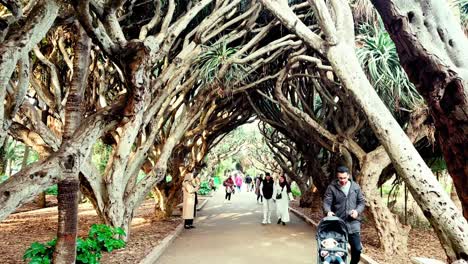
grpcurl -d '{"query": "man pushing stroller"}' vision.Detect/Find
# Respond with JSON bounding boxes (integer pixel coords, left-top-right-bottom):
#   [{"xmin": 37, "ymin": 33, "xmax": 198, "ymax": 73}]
[{"xmin": 323, "ymin": 166, "xmax": 365, "ymax": 264}]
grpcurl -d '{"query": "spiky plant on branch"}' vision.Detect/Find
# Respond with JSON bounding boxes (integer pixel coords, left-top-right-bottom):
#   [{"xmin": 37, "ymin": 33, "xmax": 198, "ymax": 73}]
[
  {"xmin": 453, "ymin": 0, "xmax": 468, "ymax": 34},
  {"xmin": 356, "ymin": 23, "xmax": 424, "ymax": 114},
  {"xmin": 197, "ymin": 42, "xmax": 250, "ymax": 97}
]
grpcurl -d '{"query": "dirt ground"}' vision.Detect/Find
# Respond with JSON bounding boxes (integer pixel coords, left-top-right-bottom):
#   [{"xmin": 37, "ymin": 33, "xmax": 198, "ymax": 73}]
[
  {"xmin": 1, "ymin": 194, "xmax": 447, "ymax": 264},
  {"xmin": 290, "ymin": 201, "xmax": 447, "ymax": 264},
  {"xmin": 0, "ymin": 197, "xmax": 182, "ymax": 264}
]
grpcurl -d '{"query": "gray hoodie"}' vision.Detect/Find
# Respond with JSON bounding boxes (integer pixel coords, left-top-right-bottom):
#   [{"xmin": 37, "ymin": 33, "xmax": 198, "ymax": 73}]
[{"xmin": 323, "ymin": 180, "xmax": 366, "ymax": 234}]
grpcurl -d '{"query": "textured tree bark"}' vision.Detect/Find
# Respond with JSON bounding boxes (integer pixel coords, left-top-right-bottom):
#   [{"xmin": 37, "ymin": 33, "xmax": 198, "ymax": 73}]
[
  {"xmin": 359, "ymin": 147, "xmax": 410, "ymax": 258},
  {"xmin": 298, "ymin": 184, "xmax": 315, "ymax": 208},
  {"xmin": 152, "ymin": 180, "xmax": 184, "ymax": 220},
  {"xmin": 36, "ymin": 192, "xmax": 46, "ymax": 208},
  {"xmin": 152, "ymin": 187, "xmax": 167, "ymax": 220},
  {"xmin": 34, "ymin": 149, "xmax": 49, "ymax": 209},
  {"xmin": 154, "ymin": 155, "xmax": 185, "ymax": 219},
  {"xmin": 54, "ymin": 180, "xmax": 80, "ymax": 263},
  {"xmin": 451, "ymin": 181, "xmax": 463, "ymax": 212},
  {"xmin": 0, "ymin": 0, "xmax": 59, "ymax": 147},
  {"xmin": 297, "ymin": 161, "xmax": 327, "ymax": 207},
  {"xmin": 0, "ymin": 102, "xmax": 123, "ymax": 221},
  {"xmin": 371, "ymin": 0, "xmax": 468, "ymax": 221},
  {"xmin": 0, "ymin": 137, "xmax": 8, "ymax": 175},
  {"xmin": 163, "ymin": 185, "xmax": 183, "ymax": 218},
  {"xmin": 329, "ymin": 40, "xmax": 468, "ymax": 263},
  {"xmin": 53, "ymin": 24, "xmax": 91, "ymax": 263},
  {"xmin": 259, "ymin": 0, "xmax": 468, "ymax": 260}
]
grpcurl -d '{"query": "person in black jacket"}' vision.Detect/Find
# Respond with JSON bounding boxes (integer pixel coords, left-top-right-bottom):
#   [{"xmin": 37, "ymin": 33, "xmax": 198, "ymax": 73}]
[
  {"xmin": 323, "ymin": 166, "xmax": 365, "ymax": 264},
  {"xmin": 255, "ymin": 174, "xmax": 264, "ymax": 203},
  {"xmin": 260, "ymin": 172, "xmax": 275, "ymax": 224},
  {"xmin": 245, "ymin": 175, "xmax": 253, "ymax": 192}
]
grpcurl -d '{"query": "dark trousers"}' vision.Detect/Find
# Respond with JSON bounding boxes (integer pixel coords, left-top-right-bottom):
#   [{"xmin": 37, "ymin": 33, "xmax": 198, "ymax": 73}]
[
  {"xmin": 194, "ymin": 193, "xmax": 198, "ymax": 217},
  {"xmin": 257, "ymin": 193, "xmax": 263, "ymax": 202},
  {"xmin": 184, "ymin": 219, "xmax": 193, "ymax": 226},
  {"xmin": 225, "ymin": 192, "xmax": 231, "ymax": 200},
  {"xmin": 349, "ymin": 232, "xmax": 362, "ymax": 264}
]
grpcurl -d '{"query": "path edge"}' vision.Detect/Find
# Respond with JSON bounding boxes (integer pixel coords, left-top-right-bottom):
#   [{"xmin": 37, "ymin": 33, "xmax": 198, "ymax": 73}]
[
  {"xmin": 139, "ymin": 196, "xmax": 211, "ymax": 264},
  {"xmin": 289, "ymin": 207, "xmax": 380, "ymax": 264},
  {"xmin": 138, "ymin": 223, "xmax": 184, "ymax": 264},
  {"xmin": 197, "ymin": 197, "xmax": 209, "ymax": 211}
]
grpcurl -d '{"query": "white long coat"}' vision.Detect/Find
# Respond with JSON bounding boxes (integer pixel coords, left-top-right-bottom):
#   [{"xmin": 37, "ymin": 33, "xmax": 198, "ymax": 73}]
[
  {"xmin": 182, "ymin": 180, "xmax": 197, "ymax": 220},
  {"xmin": 274, "ymin": 184, "xmax": 294, "ymax": 222}
]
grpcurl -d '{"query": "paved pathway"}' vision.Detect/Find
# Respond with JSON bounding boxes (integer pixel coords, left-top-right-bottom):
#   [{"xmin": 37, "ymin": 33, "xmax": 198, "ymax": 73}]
[{"xmin": 158, "ymin": 187, "xmax": 317, "ymax": 264}]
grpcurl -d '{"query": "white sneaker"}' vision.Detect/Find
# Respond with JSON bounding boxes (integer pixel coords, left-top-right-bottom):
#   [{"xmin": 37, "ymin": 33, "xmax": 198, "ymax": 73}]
[
  {"xmin": 262, "ymin": 220, "xmax": 267, "ymax": 225},
  {"xmin": 267, "ymin": 219, "xmax": 271, "ymax": 224}
]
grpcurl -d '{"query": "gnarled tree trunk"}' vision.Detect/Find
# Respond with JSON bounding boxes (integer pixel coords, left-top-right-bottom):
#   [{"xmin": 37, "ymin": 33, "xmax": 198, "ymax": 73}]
[
  {"xmin": 0, "ymin": 0, "xmax": 59, "ymax": 147},
  {"xmin": 371, "ymin": 0, "xmax": 468, "ymax": 222},
  {"xmin": 153, "ymin": 179, "xmax": 184, "ymax": 219},
  {"xmin": 259, "ymin": 0, "xmax": 468, "ymax": 260},
  {"xmin": 0, "ymin": 137, "xmax": 9, "ymax": 176},
  {"xmin": 359, "ymin": 146, "xmax": 410, "ymax": 258}
]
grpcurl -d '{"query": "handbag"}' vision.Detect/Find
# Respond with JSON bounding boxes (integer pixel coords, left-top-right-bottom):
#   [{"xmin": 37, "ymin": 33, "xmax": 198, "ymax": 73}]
[{"xmin": 276, "ymin": 186, "xmax": 284, "ymax": 199}]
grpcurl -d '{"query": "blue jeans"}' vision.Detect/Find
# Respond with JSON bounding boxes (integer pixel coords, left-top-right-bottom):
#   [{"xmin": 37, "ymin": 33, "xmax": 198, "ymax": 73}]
[{"xmin": 349, "ymin": 232, "xmax": 362, "ymax": 264}]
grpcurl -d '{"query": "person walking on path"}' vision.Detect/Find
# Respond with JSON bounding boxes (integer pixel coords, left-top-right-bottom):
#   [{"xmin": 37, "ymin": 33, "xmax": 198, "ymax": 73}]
[
  {"xmin": 223, "ymin": 176, "xmax": 235, "ymax": 202},
  {"xmin": 235, "ymin": 173, "xmax": 243, "ymax": 192},
  {"xmin": 245, "ymin": 174, "xmax": 253, "ymax": 192},
  {"xmin": 255, "ymin": 174, "xmax": 263, "ymax": 203},
  {"xmin": 183, "ymin": 172, "xmax": 200, "ymax": 229},
  {"xmin": 323, "ymin": 166, "xmax": 366, "ymax": 264},
  {"xmin": 260, "ymin": 172, "xmax": 275, "ymax": 224},
  {"xmin": 209, "ymin": 177, "xmax": 216, "ymax": 192},
  {"xmin": 275, "ymin": 175, "xmax": 294, "ymax": 226}
]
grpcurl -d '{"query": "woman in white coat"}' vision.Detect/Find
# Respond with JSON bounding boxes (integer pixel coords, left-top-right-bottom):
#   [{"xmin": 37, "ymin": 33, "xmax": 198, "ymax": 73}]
[
  {"xmin": 275, "ymin": 175, "xmax": 294, "ymax": 226},
  {"xmin": 182, "ymin": 172, "xmax": 199, "ymax": 229}
]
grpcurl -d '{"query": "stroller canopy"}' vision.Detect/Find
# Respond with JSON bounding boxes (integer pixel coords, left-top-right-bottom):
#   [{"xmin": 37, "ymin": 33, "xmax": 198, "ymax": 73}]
[{"xmin": 316, "ymin": 216, "xmax": 348, "ymax": 242}]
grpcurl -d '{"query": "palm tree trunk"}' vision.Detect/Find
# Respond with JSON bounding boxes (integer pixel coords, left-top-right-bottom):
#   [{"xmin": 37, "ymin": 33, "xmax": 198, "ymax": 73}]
[{"xmin": 53, "ymin": 23, "xmax": 91, "ymax": 263}]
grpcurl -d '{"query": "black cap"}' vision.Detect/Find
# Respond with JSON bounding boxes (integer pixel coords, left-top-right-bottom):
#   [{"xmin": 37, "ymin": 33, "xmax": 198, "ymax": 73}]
[{"xmin": 336, "ymin": 166, "xmax": 349, "ymax": 173}]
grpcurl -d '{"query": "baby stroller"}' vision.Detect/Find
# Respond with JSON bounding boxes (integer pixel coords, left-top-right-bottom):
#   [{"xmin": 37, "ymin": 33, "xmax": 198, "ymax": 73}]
[{"xmin": 316, "ymin": 216, "xmax": 349, "ymax": 264}]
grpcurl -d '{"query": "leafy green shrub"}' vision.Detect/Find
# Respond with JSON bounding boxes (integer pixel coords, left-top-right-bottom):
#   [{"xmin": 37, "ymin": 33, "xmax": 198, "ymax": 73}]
[
  {"xmin": 23, "ymin": 224, "xmax": 126, "ymax": 264},
  {"xmin": 198, "ymin": 181, "xmax": 211, "ymax": 195},
  {"xmin": 23, "ymin": 239, "xmax": 56, "ymax": 264},
  {"xmin": 76, "ymin": 238, "xmax": 100, "ymax": 264},
  {"xmin": 88, "ymin": 224, "xmax": 126, "ymax": 252},
  {"xmin": 291, "ymin": 184, "xmax": 302, "ymax": 198},
  {"xmin": 45, "ymin": 185, "xmax": 58, "ymax": 196}
]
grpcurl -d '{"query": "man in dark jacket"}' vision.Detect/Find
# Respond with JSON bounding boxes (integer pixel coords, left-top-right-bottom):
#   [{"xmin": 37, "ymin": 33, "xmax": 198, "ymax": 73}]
[
  {"xmin": 323, "ymin": 166, "xmax": 365, "ymax": 264},
  {"xmin": 245, "ymin": 175, "xmax": 253, "ymax": 192},
  {"xmin": 260, "ymin": 172, "xmax": 274, "ymax": 224}
]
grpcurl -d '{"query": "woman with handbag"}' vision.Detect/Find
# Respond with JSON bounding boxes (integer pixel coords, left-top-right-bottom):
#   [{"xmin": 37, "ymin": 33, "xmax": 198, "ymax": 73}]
[{"xmin": 275, "ymin": 175, "xmax": 294, "ymax": 226}]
